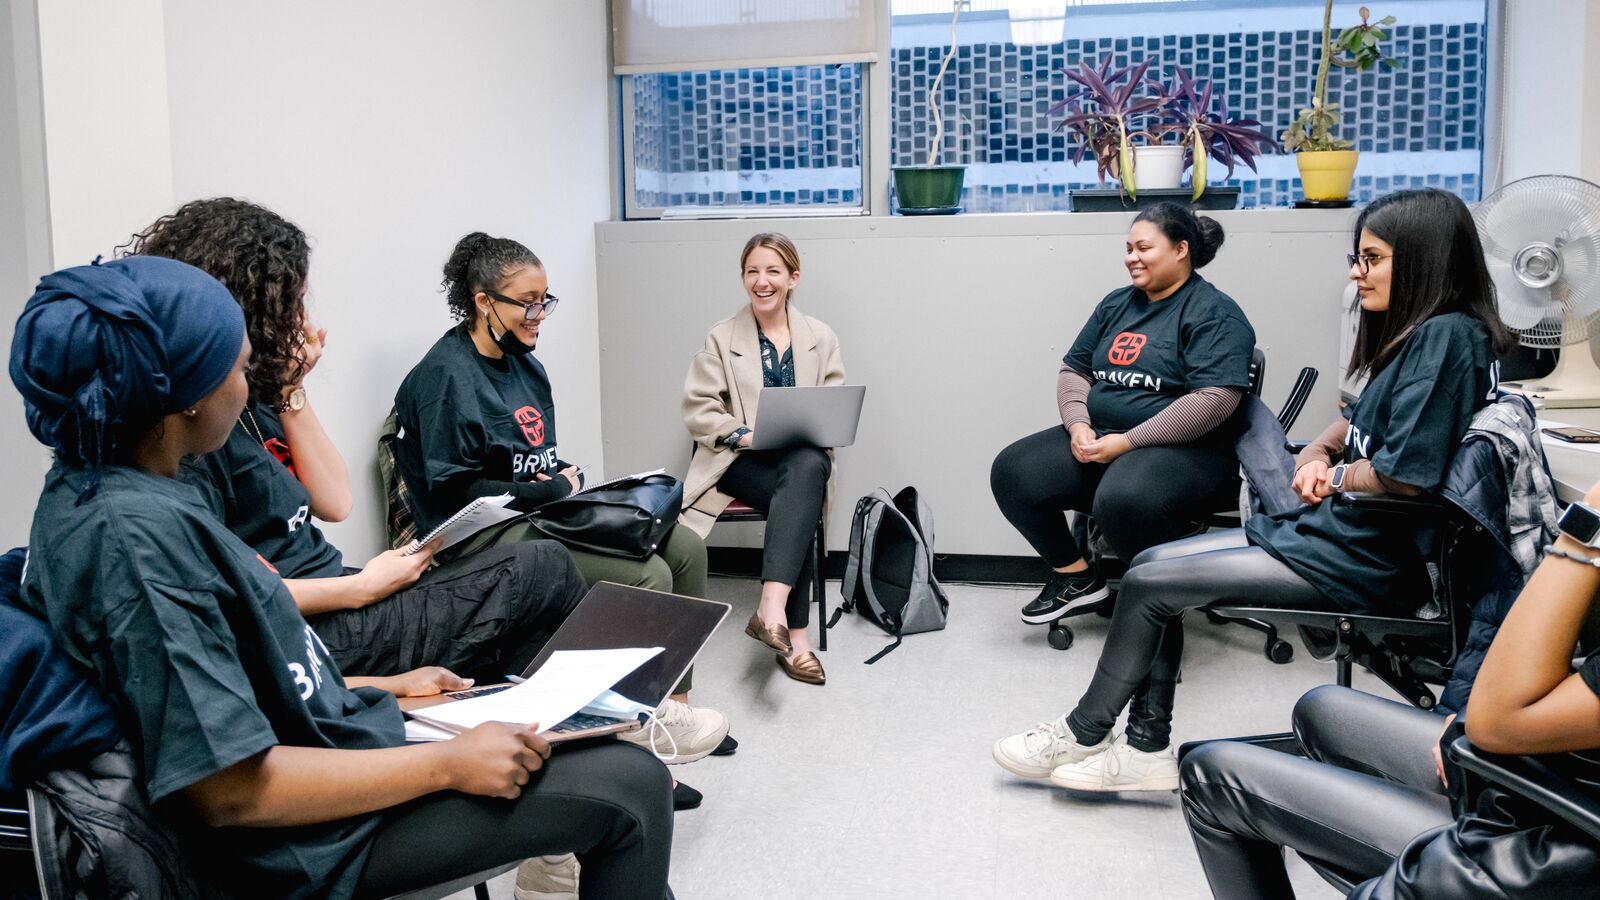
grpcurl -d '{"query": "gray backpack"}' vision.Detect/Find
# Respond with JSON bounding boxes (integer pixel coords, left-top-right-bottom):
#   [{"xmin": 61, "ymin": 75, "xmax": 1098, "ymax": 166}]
[{"xmin": 833, "ymin": 486, "xmax": 950, "ymax": 663}]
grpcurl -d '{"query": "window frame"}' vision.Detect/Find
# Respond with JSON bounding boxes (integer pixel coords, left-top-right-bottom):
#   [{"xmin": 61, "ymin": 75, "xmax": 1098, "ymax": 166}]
[
  {"xmin": 618, "ymin": 65, "xmax": 877, "ymax": 220},
  {"xmin": 615, "ymin": 0, "xmax": 1504, "ymax": 220}
]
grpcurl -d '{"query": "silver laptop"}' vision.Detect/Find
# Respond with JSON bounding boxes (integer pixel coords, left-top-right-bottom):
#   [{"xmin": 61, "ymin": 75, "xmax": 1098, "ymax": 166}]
[
  {"xmin": 400, "ymin": 582, "xmax": 731, "ymax": 742},
  {"xmin": 750, "ymin": 385, "xmax": 867, "ymax": 450}
]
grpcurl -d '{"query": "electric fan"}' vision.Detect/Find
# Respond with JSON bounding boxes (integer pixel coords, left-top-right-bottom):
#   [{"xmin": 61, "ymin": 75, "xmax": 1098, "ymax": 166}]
[{"xmin": 1475, "ymin": 174, "xmax": 1600, "ymax": 408}]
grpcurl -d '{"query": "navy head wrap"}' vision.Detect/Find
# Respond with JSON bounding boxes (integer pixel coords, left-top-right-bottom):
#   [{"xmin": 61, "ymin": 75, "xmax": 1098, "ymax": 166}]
[{"xmin": 8, "ymin": 257, "xmax": 245, "ymax": 495}]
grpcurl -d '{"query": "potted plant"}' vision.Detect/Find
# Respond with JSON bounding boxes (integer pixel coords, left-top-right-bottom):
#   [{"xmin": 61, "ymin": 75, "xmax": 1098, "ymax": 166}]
[
  {"xmin": 1051, "ymin": 56, "xmax": 1168, "ymax": 199},
  {"xmin": 1282, "ymin": 3, "xmax": 1399, "ymax": 202},
  {"xmin": 893, "ymin": 1, "xmax": 969, "ymax": 213},
  {"xmin": 1154, "ymin": 65, "xmax": 1281, "ymax": 201},
  {"xmin": 1053, "ymin": 58, "xmax": 1277, "ymax": 209}
]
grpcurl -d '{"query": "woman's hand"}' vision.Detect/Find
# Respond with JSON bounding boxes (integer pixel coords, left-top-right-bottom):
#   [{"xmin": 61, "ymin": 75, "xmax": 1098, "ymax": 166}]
[
  {"xmin": 438, "ymin": 723, "xmax": 551, "ymax": 799},
  {"xmin": 1068, "ymin": 423, "xmax": 1097, "ymax": 463},
  {"xmin": 385, "ymin": 667, "xmax": 473, "ymax": 698},
  {"xmin": 536, "ymin": 466, "xmax": 582, "ymax": 493},
  {"xmin": 356, "ymin": 542, "xmax": 437, "ymax": 606},
  {"xmin": 1432, "ymin": 713, "xmax": 1457, "ymax": 788},
  {"xmin": 738, "ymin": 431, "xmax": 754, "ymax": 449},
  {"xmin": 1293, "ymin": 461, "xmax": 1330, "ymax": 505},
  {"xmin": 1077, "ymin": 433, "xmax": 1133, "ymax": 464},
  {"xmin": 285, "ymin": 320, "xmax": 327, "ymax": 393}
]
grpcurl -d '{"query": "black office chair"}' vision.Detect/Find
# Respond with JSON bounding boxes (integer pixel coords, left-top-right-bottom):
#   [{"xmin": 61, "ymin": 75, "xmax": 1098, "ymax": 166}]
[
  {"xmin": 1048, "ymin": 348, "xmax": 1320, "ymax": 661},
  {"xmin": 1203, "ymin": 490, "xmax": 1479, "ymax": 711},
  {"xmin": 1447, "ymin": 734, "xmax": 1600, "ymax": 842}
]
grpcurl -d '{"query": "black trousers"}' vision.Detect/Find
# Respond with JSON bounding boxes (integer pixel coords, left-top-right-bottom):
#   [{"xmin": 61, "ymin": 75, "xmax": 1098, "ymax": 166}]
[
  {"xmin": 355, "ymin": 742, "xmax": 674, "ymax": 900},
  {"xmin": 311, "ymin": 540, "xmax": 586, "ymax": 685},
  {"xmin": 989, "ymin": 426, "xmax": 1240, "ymax": 568},
  {"xmin": 1064, "ymin": 529, "xmax": 1329, "ymax": 752},
  {"xmin": 716, "ymin": 447, "xmax": 830, "ymax": 628},
  {"xmin": 1181, "ymin": 686, "xmax": 1455, "ymax": 899}
]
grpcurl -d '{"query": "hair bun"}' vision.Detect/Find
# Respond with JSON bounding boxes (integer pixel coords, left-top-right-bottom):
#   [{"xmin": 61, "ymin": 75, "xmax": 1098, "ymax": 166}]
[{"xmin": 1192, "ymin": 216, "xmax": 1225, "ymax": 268}]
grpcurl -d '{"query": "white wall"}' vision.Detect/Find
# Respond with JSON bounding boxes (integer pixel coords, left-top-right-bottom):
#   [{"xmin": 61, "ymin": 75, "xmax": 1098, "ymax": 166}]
[
  {"xmin": 34, "ymin": 0, "xmax": 174, "ymax": 267},
  {"xmin": 1500, "ymin": 0, "xmax": 1596, "ymax": 183},
  {"xmin": 158, "ymin": 0, "xmax": 613, "ymax": 559},
  {"xmin": 597, "ymin": 210, "xmax": 1355, "ymax": 557},
  {"xmin": 0, "ymin": 0, "xmax": 52, "ymax": 548}
]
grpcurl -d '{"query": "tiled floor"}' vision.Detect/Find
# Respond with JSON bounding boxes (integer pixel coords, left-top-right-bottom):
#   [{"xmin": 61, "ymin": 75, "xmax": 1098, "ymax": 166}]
[{"xmin": 464, "ymin": 576, "xmax": 1401, "ymax": 899}]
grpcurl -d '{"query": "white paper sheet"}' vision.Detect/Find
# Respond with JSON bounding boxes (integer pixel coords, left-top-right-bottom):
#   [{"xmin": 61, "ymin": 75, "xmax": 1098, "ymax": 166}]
[
  {"xmin": 407, "ymin": 647, "xmax": 664, "ymax": 735},
  {"xmin": 407, "ymin": 493, "xmax": 521, "ymax": 554}
]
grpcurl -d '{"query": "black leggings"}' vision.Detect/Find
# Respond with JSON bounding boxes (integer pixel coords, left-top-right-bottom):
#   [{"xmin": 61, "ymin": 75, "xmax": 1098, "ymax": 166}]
[
  {"xmin": 1064, "ymin": 529, "xmax": 1330, "ymax": 752},
  {"xmin": 717, "ymin": 447, "xmax": 830, "ymax": 628},
  {"xmin": 355, "ymin": 742, "xmax": 674, "ymax": 899},
  {"xmin": 1181, "ymin": 686, "xmax": 1454, "ymax": 899},
  {"xmin": 990, "ymin": 426, "xmax": 1240, "ymax": 567},
  {"xmin": 312, "ymin": 539, "xmax": 586, "ymax": 684}
]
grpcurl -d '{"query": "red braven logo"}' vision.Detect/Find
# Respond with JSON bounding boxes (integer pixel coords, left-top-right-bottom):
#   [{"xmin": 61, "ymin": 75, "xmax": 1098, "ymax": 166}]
[
  {"xmin": 263, "ymin": 437, "xmax": 297, "ymax": 477},
  {"xmin": 1108, "ymin": 332, "xmax": 1147, "ymax": 366},
  {"xmin": 515, "ymin": 405, "xmax": 546, "ymax": 446}
]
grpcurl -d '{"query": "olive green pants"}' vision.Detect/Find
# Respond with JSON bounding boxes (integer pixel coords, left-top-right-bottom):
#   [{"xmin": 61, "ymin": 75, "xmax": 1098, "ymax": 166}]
[{"xmin": 452, "ymin": 520, "xmax": 708, "ymax": 692}]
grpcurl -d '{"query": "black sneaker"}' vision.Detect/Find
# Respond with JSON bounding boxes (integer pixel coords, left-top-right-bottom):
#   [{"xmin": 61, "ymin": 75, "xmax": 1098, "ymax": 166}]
[
  {"xmin": 672, "ymin": 781, "xmax": 703, "ymax": 811},
  {"xmin": 710, "ymin": 734, "xmax": 739, "ymax": 756},
  {"xmin": 1020, "ymin": 570, "xmax": 1110, "ymax": 624}
]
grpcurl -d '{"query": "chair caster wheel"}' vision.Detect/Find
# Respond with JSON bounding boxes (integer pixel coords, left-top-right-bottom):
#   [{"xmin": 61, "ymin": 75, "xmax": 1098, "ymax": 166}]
[
  {"xmin": 1266, "ymin": 638, "xmax": 1294, "ymax": 665},
  {"xmin": 1048, "ymin": 624, "xmax": 1075, "ymax": 651}
]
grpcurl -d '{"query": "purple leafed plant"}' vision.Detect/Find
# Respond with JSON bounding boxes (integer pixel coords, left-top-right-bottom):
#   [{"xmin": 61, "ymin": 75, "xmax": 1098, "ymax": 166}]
[
  {"xmin": 1048, "ymin": 57, "xmax": 1164, "ymax": 191},
  {"xmin": 1152, "ymin": 65, "xmax": 1281, "ymax": 199}
]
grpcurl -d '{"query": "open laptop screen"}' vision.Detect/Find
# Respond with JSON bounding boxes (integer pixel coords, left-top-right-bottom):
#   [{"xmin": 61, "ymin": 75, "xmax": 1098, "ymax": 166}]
[{"xmin": 520, "ymin": 581, "xmax": 730, "ymax": 707}]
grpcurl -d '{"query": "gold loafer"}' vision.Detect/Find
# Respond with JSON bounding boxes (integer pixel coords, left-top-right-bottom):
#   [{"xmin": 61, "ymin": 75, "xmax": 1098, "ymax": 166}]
[
  {"xmin": 777, "ymin": 651, "xmax": 826, "ymax": 685},
  {"xmin": 744, "ymin": 613, "xmax": 792, "ymax": 655}
]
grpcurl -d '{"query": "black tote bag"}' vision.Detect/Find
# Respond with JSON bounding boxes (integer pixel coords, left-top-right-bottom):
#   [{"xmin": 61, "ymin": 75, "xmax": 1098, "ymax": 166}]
[{"xmin": 527, "ymin": 472, "xmax": 683, "ymax": 559}]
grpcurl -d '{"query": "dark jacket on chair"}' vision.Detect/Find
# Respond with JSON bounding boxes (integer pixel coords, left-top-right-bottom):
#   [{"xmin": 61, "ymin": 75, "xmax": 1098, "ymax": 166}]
[{"xmin": 0, "ymin": 547, "xmax": 218, "ymax": 899}]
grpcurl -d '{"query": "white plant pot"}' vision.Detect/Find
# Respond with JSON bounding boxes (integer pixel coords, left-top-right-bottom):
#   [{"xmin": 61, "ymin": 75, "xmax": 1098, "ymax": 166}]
[{"xmin": 1132, "ymin": 145, "xmax": 1185, "ymax": 191}]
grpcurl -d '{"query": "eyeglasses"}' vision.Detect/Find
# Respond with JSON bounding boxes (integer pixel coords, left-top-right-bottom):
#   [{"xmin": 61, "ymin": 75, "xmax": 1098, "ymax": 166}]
[
  {"xmin": 486, "ymin": 289, "xmax": 559, "ymax": 320},
  {"xmin": 1346, "ymin": 252, "xmax": 1391, "ymax": 275}
]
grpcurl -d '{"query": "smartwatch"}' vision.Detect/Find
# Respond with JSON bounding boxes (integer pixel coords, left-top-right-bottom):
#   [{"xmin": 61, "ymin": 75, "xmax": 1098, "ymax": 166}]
[
  {"xmin": 1559, "ymin": 501, "xmax": 1600, "ymax": 548},
  {"xmin": 1329, "ymin": 463, "xmax": 1348, "ymax": 493}
]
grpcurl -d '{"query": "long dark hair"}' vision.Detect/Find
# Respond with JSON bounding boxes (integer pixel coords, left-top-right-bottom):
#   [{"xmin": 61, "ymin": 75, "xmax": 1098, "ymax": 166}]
[
  {"xmin": 1133, "ymin": 201, "xmax": 1226, "ymax": 269},
  {"xmin": 442, "ymin": 232, "xmax": 542, "ymax": 322},
  {"xmin": 1347, "ymin": 188, "xmax": 1514, "ymax": 379},
  {"xmin": 123, "ymin": 197, "xmax": 310, "ymax": 405}
]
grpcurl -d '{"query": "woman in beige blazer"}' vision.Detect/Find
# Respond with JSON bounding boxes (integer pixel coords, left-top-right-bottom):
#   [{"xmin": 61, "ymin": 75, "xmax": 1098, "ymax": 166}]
[{"xmin": 682, "ymin": 233, "xmax": 845, "ymax": 684}]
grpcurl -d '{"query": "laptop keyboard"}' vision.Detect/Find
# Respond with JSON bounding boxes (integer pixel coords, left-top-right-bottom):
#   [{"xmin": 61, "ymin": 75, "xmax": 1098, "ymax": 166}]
[
  {"xmin": 547, "ymin": 712, "xmax": 629, "ymax": 734},
  {"xmin": 446, "ymin": 684, "xmax": 513, "ymax": 700}
]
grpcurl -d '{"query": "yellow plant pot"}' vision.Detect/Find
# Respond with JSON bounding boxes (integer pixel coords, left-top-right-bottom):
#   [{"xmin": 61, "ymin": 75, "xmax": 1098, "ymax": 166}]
[{"xmin": 1296, "ymin": 150, "xmax": 1360, "ymax": 201}]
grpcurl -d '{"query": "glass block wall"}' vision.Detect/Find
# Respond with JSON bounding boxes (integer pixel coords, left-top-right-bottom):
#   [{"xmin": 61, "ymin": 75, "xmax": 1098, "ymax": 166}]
[
  {"xmin": 891, "ymin": 12, "xmax": 1487, "ymax": 212},
  {"xmin": 631, "ymin": 65, "xmax": 864, "ymax": 210}
]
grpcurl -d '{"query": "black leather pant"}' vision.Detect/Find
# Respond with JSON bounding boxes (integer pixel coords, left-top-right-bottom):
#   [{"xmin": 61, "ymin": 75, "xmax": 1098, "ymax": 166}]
[
  {"xmin": 1181, "ymin": 686, "xmax": 1455, "ymax": 899},
  {"xmin": 1064, "ymin": 529, "xmax": 1328, "ymax": 752}
]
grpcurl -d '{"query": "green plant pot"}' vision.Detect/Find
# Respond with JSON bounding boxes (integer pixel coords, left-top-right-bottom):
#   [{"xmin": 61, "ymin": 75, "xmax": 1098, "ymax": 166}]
[{"xmin": 893, "ymin": 166, "xmax": 966, "ymax": 212}]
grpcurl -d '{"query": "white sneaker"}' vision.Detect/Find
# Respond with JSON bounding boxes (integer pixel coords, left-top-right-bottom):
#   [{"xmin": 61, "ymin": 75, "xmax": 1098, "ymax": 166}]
[
  {"xmin": 618, "ymin": 698, "xmax": 729, "ymax": 764},
  {"xmin": 1048, "ymin": 734, "xmax": 1179, "ymax": 792},
  {"xmin": 992, "ymin": 717, "xmax": 1110, "ymax": 779},
  {"xmin": 514, "ymin": 854, "xmax": 579, "ymax": 900}
]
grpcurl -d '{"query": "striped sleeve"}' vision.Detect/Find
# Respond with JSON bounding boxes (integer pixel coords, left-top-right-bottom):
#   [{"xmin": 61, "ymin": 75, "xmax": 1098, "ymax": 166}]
[
  {"xmin": 1058, "ymin": 364, "xmax": 1092, "ymax": 430},
  {"xmin": 1124, "ymin": 386, "xmax": 1244, "ymax": 448}
]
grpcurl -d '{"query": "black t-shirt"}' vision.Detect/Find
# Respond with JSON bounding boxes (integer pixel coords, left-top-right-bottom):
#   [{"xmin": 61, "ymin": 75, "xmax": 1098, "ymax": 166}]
[
  {"xmin": 1063, "ymin": 273, "xmax": 1256, "ymax": 445},
  {"xmin": 393, "ymin": 324, "xmax": 573, "ymax": 534},
  {"xmin": 20, "ymin": 463, "xmax": 404, "ymax": 898},
  {"xmin": 1246, "ymin": 313, "xmax": 1498, "ymax": 612},
  {"xmin": 180, "ymin": 403, "xmax": 346, "ymax": 580}
]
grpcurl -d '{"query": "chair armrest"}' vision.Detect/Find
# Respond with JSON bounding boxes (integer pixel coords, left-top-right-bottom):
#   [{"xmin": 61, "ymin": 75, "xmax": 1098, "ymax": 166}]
[
  {"xmin": 1285, "ymin": 439, "xmax": 1310, "ymax": 455},
  {"xmin": 1447, "ymin": 735, "xmax": 1600, "ymax": 843},
  {"xmin": 1336, "ymin": 491, "xmax": 1451, "ymax": 517}
]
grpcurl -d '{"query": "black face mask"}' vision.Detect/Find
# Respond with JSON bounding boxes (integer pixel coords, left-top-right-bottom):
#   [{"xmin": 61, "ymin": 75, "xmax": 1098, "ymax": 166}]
[{"xmin": 486, "ymin": 304, "xmax": 535, "ymax": 357}]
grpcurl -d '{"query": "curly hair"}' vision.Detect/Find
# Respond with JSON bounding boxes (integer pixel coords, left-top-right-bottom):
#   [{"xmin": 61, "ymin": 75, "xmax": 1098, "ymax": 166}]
[
  {"xmin": 442, "ymin": 232, "xmax": 542, "ymax": 322},
  {"xmin": 122, "ymin": 197, "xmax": 310, "ymax": 406}
]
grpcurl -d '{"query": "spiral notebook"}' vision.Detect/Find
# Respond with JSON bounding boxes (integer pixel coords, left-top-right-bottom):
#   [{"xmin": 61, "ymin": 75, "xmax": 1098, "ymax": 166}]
[{"xmin": 405, "ymin": 493, "xmax": 520, "ymax": 554}]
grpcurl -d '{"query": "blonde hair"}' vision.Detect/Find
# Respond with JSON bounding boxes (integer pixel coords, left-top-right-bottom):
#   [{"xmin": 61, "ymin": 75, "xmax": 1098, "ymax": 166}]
[{"xmin": 740, "ymin": 232, "xmax": 801, "ymax": 276}]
